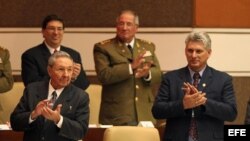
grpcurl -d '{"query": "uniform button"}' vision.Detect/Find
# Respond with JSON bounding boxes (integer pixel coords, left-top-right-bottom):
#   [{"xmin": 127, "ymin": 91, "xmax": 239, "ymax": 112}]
[
  {"xmin": 135, "ymin": 97, "xmax": 138, "ymax": 101},
  {"xmin": 136, "ymin": 85, "xmax": 139, "ymax": 89},
  {"xmin": 41, "ymin": 137, "xmax": 45, "ymax": 140}
]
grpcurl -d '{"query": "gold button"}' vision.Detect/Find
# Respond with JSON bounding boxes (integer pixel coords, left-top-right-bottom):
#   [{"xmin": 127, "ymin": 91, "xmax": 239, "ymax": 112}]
[
  {"xmin": 136, "ymin": 85, "xmax": 139, "ymax": 89},
  {"xmin": 135, "ymin": 97, "xmax": 138, "ymax": 101}
]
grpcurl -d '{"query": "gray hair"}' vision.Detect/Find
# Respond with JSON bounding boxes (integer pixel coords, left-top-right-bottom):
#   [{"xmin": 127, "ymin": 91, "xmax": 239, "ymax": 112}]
[
  {"xmin": 116, "ymin": 10, "xmax": 139, "ymax": 26},
  {"xmin": 185, "ymin": 31, "xmax": 211, "ymax": 50},
  {"xmin": 48, "ymin": 51, "xmax": 73, "ymax": 67}
]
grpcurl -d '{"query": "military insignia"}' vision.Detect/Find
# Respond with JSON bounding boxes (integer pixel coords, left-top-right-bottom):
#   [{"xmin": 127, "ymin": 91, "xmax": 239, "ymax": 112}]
[
  {"xmin": 140, "ymin": 39, "xmax": 152, "ymax": 44},
  {"xmin": 100, "ymin": 39, "xmax": 111, "ymax": 45},
  {"xmin": 143, "ymin": 51, "xmax": 152, "ymax": 57},
  {"xmin": 0, "ymin": 46, "xmax": 6, "ymax": 50}
]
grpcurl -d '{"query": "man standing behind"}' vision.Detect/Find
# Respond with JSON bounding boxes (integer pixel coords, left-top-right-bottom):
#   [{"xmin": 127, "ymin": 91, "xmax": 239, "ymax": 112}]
[
  {"xmin": 22, "ymin": 14, "xmax": 89, "ymax": 90},
  {"xmin": 0, "ymin": 46, "xmax": 13, "ymax": 93},
  {"xmin": 152, "ymin": 31, "xmax": 237, "ymax": 141},
  {"xmin": 11, "ymin": 51, "xmax": 89, "ymax": 141},
  {"xmin": 94, "ymin": 10, "xmax": 162, "ymax": 126},
  {"xmin": 0, "ymin": 46, "xmax": 14, "ymax": 123}
]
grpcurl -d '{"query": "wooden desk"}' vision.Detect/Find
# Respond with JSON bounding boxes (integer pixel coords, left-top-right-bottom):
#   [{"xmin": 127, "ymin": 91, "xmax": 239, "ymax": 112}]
[{"xmin": 0, "ymin": 127, "xmax": 165, "ymax": 141}]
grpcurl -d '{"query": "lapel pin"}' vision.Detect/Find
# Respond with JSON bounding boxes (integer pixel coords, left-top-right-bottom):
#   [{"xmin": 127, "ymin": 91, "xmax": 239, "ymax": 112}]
[{"xmin": 202, "ymin": 83, "xmax": 206, "ymax": 88}]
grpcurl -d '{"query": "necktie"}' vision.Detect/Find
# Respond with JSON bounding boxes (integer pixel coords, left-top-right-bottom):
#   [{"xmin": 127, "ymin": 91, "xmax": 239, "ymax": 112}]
[
  {"xmin": 127, "ymin": 44, "xmax": 133, "ymax": 54},
  {"xmin": 49, "ymin": 91, "xmax": 57, "ymax": 109},
  {"xmin": 189, "ymin": 72, "xmax": 200, "ymax": 141},
  {"xmin": 53, "ymin": 49, "xmax": 58, "ymax": 54},
  {"xmin": 193, "ymin": 72, "xmax": 200, "ymax": 88}
]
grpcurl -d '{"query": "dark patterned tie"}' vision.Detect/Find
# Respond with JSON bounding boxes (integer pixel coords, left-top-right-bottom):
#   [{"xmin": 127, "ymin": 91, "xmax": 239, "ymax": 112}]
[
  {"xmin": 189, "ymin": 72, "xmax": 200, "ymax": 141},
  {"xmin": 53, "ymin": 49, "xmax": 58, "ymax": 54},
  {"xmin": 127, "ymin": 44, "xmax": 133, "ymax": 54},
  {"xmin": 49, "ymin": 91, "xmax": 57, "ymax": 109}
]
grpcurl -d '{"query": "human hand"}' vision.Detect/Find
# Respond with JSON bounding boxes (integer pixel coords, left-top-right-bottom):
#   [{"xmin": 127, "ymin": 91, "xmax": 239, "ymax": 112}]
[
  {"xmin": 31, "ymin": 99, "xmax": 49, "ymax": 120},
  {"xmin": 182, "ymin": 82, "xmax": 206, "ymax": 109},
  {"xmin": 182, "ymin": 82, "xmax": 198, "ymax": 94},
  {"xmin": 131, "ymin": 51, "xmax": 146, "ymax": 70},
  {"xmin": 183, "ymin": 91, "xmax": 206, "ymax": 109},
  {"xmin": 41, "ymin": 104, "xmax": 62, "ymax": 124},
  {"xmin": 134, "ymin": 61, "xmax": 152, "ymax": 78},
  {"xmin": 72, "ymin": 63, "xmax": 81, "ymax": 81}
]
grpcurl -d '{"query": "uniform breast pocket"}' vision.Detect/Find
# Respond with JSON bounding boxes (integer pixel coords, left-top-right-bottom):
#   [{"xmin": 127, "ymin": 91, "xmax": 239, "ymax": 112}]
[{"xmin": 61, "ymin": 104, "xmax": 75, "ymax": 119}]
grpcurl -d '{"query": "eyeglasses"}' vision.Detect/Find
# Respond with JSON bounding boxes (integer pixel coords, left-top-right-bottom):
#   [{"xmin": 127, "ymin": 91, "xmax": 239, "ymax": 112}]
[{"xmin": 46, "ymin": 26, "xmax": 64, "ymax": 32}]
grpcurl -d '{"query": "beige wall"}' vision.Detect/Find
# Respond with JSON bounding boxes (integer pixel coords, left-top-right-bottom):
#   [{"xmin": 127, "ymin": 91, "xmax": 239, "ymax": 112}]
[{"xmin": 1, "ymin": 28, "xmax": 250, "ymax": 76}]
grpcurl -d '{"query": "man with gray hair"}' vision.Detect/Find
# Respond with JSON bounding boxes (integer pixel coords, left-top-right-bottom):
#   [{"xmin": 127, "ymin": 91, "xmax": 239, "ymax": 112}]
[
  {"xmin": 94, "ymin": 10, "xmax": 162, "ymax": 125},
  {"xmin": 152, "ymin": 31, "xmax": 237, "ymax": 141},
  {"xmin": 11, "ymin": 51, "xmax": 89, "ymax": 141}
]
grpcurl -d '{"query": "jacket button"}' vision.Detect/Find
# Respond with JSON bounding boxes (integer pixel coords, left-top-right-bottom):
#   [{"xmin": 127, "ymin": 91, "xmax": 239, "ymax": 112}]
[{"xmin": 135, "ymin": 97, "xmax": 138, "ymax": 101}]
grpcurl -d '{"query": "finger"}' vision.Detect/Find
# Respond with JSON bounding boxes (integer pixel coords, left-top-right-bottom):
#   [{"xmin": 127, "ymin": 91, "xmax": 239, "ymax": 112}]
[{"xmin": 56, "ymin": 104, "xmax": 62, "ymax": 113}]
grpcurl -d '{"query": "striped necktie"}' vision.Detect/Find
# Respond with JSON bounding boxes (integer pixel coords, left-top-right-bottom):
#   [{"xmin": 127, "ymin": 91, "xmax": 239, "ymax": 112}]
[{"xmin": 189, "ymin": 72, "xmax": 200, "ymax": 141}]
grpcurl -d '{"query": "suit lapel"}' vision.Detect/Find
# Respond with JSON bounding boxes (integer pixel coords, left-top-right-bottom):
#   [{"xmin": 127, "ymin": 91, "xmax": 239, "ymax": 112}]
[
  {"xmin": 199, "ymin": 66, "xmax": 213, "ymax": 92},
  {"xmin": 53, "ymin": 85, "xmax": 72, "ymax": 110}
]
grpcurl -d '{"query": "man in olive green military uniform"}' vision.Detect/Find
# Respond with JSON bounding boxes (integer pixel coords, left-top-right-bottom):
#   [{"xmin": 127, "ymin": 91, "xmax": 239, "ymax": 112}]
[
  {"xmin": 93, "ymin": 10, "xmax": 162, "ymax": 125},
  {"xmin": 0, "ymin": 46, "xmax": 14, "ymax": 123}
]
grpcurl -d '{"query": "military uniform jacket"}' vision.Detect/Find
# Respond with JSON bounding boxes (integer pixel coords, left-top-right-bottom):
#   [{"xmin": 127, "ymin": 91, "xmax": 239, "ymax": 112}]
[
  {"xmin": 0, "ymin": 46, "xmax": 14, "ymax": 93},
  {"xmin": 94, "ymin": 37, "xmax": 162, "ymax": 125}
]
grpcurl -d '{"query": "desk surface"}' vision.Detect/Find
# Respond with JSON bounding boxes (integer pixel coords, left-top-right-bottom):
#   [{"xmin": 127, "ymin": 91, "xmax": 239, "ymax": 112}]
[{"xmin": 0, "ymin": 127, "xmax": 165, "ymax": 141}]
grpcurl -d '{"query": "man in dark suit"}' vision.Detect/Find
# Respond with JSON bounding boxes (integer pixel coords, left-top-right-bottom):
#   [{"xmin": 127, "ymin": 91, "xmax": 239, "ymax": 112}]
[
  {"xmin": 245, "ymin": 98, "xmax": 250, "ymax": 124},
  {"xmin": 21, "ymin": 14, "xmax": 89, "ymax": 90},
  {"xmin": 11, "ymin": 51, "xmax": 89, "ymax": 141},
  {"xmin": 94, "ymin": 10, "xmax": 162, "ymax": 125},
  {"xmin": 152, "ymin": 31, "xmax": 237, "ymax": 141}
]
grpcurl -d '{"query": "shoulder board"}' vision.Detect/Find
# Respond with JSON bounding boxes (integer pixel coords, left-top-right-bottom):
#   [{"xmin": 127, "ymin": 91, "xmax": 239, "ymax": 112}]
[
  {"xmin": 100, "ymin": 39, "xmax": 111, "ymax": 45},
  {"xmin": 0, "ymin": 46, "xmax": 6, "ymax": 50},
  {"xmin": 138, "ymin": 39, "xmax": 152, "ymax": 44}
]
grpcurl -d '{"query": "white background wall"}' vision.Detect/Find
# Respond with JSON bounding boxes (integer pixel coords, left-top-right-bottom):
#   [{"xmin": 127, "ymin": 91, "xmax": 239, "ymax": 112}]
[{"xmin": 1, "ymin": 28, "xmax": 250, "ymax": 76}]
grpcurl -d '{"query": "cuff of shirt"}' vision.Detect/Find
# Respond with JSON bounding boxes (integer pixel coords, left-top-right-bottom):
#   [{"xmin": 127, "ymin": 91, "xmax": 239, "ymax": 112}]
[
  {"xmin": 144, "ymin": 70, "xmax": 152, "ymax": 81},
  {"xmin": 56, "ymin": 115, "xmax": 63, "ymax": 128},
  {"xmin": 129, "ymin": 64, "xmax": 133, "ymax": 74}
]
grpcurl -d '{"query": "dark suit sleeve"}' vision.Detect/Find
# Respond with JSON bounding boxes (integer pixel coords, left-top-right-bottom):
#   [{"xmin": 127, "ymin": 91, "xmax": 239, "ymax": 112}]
[
  {"xmin": 10, "ymin": 88, "xmax": 35, "ymax": 131},
  {"xmin": 245, "ymin": 98, "xmax": 250, "ymax": 124},
  {"xmin": 203, "ymin": 74, "xmax": 237, "ymax": 121},
  {"xmin": 71, "ymin": 51, "xmax": 89, "ymax": 90},
  {"xmin": 59, "ymin": 91, "xmax": 90, "ymax": 140},
  {"xmin": 152, "ymin": 73, "xmax": 187, "ymax": 119}
]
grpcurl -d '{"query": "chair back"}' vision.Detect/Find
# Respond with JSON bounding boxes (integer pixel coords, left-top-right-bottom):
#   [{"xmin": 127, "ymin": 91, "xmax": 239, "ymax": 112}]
[
  {"xmin": 85, "ymin": 84, "xmax": 102, "ymax": 124},
  {"xmin": 103, "ymin": 126, "xmax": 160, "ymax": 141}
]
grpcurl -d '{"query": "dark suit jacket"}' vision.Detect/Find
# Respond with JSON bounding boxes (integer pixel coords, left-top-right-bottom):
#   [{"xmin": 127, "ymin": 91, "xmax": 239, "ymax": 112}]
[
  {"xmin": 94, "ymin": 37, "xmax": 162, "ymax": 125},
  {"xmin": 245, "ymin": 98, "xmax": 250, "ymax": 124},
  {"xmin": 152, "ymin": 66, "xmax": 237, "ymax": 141},
  {"xmin": 10, "ymin": 81, "xmax": 89, "ymax": 141},
  {"xmin": 21, "ymin": 43, "xmax": 89, "ymax": 90}
]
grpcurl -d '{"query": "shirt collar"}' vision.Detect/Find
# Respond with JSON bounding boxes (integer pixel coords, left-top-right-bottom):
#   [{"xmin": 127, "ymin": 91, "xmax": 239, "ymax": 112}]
[
  {"xmin": 48, "ymin": 80, "xmax": 64, "ymax": 99},
  {"xmin": 125, "ymin": 38, "xmax": 135, "ymax": 48},
  {"xmin": 44, "ymin": 41, "xmax": 61, "ymax": 54},
  {"xmin": 188, "ymin": 65, "xmax": 206, "ymax": 79}
]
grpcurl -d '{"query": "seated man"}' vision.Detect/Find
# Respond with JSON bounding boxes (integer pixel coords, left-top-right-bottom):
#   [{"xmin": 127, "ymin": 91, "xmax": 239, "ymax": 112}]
[{"xmin": 11, "ymin": 51, "xmax": 89, "ymax": 141}]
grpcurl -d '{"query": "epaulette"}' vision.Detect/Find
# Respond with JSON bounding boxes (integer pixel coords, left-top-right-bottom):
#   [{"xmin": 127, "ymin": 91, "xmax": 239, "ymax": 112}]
[
  {"xmin": 100, "ymin": 39, "xmax": 111, "ymax": 45},
  {"xmin": 0, "ymin": 46, "xmax": 6, "ymax": 51},
  {"xmin": 139, "ymin": 39, "xmax": 152, "ymax": 44}
]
